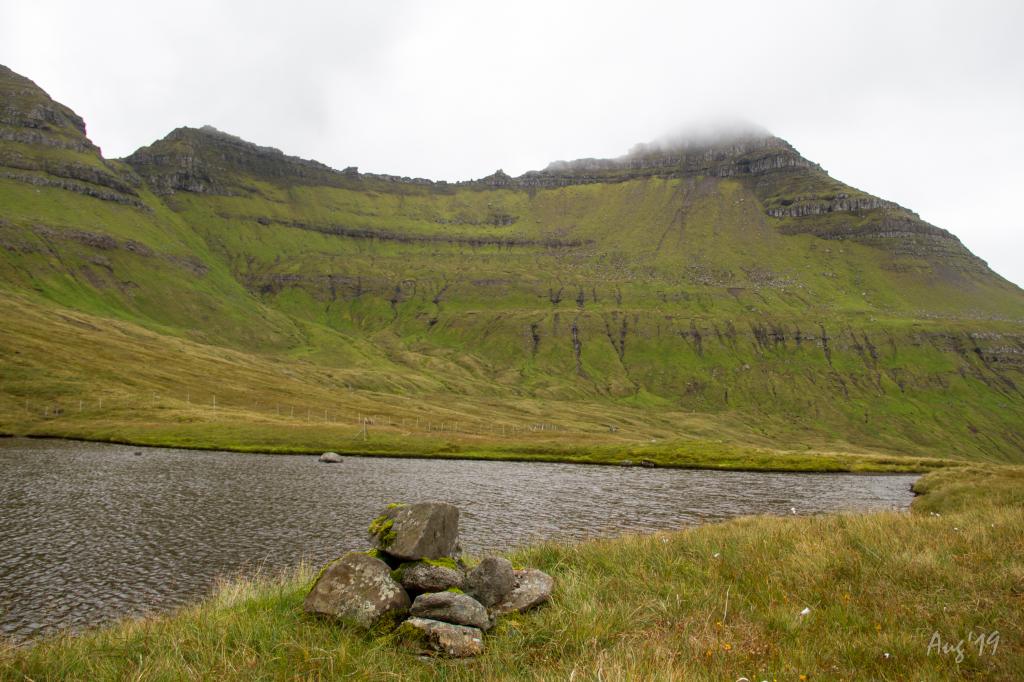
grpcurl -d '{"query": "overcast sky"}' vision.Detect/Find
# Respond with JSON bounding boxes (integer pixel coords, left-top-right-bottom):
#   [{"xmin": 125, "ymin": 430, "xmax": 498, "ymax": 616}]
[{"xmin": 2, "ymin": 0, "xmax": 1022, "ymax": 286}]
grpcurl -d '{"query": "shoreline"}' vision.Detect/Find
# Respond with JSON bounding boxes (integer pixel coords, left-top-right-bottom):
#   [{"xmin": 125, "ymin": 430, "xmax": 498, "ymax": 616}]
[{"xmin": 0, "ymin": 430, "xmax": 953, "ymax": 474}]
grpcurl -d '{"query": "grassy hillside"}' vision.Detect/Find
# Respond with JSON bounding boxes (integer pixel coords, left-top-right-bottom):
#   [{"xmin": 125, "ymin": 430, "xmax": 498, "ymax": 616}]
[
  {"xmin": 4, "ymin": 464, "xmax": 1021, "ymax": 680},
  {"xmin": 1, "ymin": 65, "xmax": 1023, "ymax": 464}
]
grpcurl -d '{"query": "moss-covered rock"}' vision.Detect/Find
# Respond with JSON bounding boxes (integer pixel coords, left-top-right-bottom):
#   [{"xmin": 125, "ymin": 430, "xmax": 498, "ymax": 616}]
[
  {"xmin": 368, "ymin": 514, "xmax": 397, "ymax": 548},
  {"xmin": 368, "ymin": 502, "xmax": 460, "ymax": 561},
  {"xmin": 303, "ymin": 552, "xmax": 410, "ymax": 629}
]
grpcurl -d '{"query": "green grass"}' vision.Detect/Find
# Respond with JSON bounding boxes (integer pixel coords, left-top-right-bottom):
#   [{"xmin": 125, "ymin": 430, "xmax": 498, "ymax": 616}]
[
  {"xmin": 2, "ymin": 110, "xmax": 1024, "ymax": 464},
  {"xmin": 3, "ymin": 464, "xmax": 1021, "ymax": 680},
  {"xmin": 2, "ymin": 269, "xmax": 1022, "ymax": 468},
  {"xmin": 0, "ymin": 292, "xmax": 960, "ymax": 474}
]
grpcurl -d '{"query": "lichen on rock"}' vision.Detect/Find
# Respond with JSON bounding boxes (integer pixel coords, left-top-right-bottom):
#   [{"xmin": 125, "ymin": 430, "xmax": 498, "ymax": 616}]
[{"xmin": 303, "ymin": 552, "xmax": 410, "ymax": 629}]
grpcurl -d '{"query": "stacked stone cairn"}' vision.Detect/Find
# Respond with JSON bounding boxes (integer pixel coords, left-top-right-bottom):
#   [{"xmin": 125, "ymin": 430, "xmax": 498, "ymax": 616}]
[{"xmin": 303, "ymin": 501, "xmax": 554, "ymax": 657}]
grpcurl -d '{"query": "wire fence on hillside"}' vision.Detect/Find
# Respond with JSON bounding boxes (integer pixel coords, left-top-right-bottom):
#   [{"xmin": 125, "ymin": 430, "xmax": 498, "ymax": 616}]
[{"xmin": 4, "ymin": 390, "xmax": 621, "ymax": 440}]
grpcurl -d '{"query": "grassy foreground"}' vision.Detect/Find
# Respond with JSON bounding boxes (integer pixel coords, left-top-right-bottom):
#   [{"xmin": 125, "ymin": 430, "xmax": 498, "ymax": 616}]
[{"xmin": 3, "ymin": 466, "xmax": 1021, "ymax": 680}]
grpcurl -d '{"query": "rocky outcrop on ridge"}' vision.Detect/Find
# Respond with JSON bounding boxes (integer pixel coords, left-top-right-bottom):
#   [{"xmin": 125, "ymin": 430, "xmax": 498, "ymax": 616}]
[
  {"xmin": 0, "ymin": 65, "xmax": 142, "ymax": 206},
  {"xmin": 0, "ymin": 65, "xmax": 96, "ymax": 152},
  {"xmin": 451, "ymin": 132, "xmax": 983, "ymax": 270},
  {"xmin": 124, "ymin": 125, "xmax": 354, "ymax": 196},
  {"xmin": 507, "ymin": 134, "xmax": 819, "ymax": 188}
]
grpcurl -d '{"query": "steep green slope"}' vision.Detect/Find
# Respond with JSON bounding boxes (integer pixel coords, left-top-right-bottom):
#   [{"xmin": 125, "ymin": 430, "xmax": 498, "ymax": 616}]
[{"xmin": 1, "ymin": 65, "xmax": 1022, "ymax": 463}]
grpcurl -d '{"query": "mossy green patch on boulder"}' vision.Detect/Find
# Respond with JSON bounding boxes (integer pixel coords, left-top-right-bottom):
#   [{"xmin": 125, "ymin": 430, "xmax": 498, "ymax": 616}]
[
  {"xmin": 368, "ymin": 514, "xmax": 397, "ymax": 548},
  {"xmin": 422, "ymin": 556, "xmax": 459, "ymax": 570}
]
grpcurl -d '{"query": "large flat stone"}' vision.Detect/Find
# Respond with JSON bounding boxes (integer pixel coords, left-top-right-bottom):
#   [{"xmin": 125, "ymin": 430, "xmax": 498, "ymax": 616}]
[
  {"xmin": 411, "ymin": 591, "xmax": 490, "ymax": 630},
  {"xmin": 397, "ymin": 617, "xmax": 484, "ymax": 657},
  {"xmin": 399, "ymin": 561, "xmax": 464, "ymax": 594}
]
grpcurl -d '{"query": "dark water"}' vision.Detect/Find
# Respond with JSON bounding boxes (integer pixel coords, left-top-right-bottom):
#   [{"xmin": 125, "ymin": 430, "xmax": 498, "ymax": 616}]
[{"xmin": 0, "ymin": 438, "xmax": 917, "ymax": 641}]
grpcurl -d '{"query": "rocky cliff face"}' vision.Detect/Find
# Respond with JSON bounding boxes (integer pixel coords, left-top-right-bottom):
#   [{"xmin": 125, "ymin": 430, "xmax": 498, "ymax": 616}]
[
  {"xmin": 457, "ymin": 132, "xmax": 985, "ymax": 272},
  {"xmin": 0, "ymin": 65, "xmax": 142, "ymax": 206},
  {"xmin": 0, "ymin": 61, "xmax": 996, "ymax": 278},
  {"xmin": 531, "ymin": 134, "xmax": 818, "ymax": 182},
  {"xmin": 124, "ymin": 125, "xmax": 354, "ymax": 196},
  {"xmin": 467, "ymin": 135, "xmax": 818, "ymax": 191},
  {"xmin": 0, "ymin": 66, "xmax": 94, "ymax": 151}
]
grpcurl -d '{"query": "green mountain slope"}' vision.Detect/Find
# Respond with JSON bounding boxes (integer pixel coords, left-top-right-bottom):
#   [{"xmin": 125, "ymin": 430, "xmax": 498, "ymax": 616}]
[{"xmin": 2, "ymin": 65, "xmax": 1022, "ymax": 463}]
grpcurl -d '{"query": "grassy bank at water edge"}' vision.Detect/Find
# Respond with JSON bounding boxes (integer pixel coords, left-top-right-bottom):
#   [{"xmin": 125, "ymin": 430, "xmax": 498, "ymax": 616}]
[{"xmin": 2, "ymin": 465, "xmax": 1022, "ymax": 680}]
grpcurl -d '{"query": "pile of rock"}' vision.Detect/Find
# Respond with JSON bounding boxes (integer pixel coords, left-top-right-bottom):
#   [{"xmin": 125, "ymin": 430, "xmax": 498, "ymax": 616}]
[{"xmin": 303, "ymin": 501, "xmax": 554, "ymax": 657}]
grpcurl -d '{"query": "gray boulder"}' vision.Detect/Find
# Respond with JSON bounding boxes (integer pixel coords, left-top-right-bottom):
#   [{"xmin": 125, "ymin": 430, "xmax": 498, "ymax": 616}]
[
  {"xmin": 319, "ymin": 451, "xmax": 343, "ymax": 463},
  {"xmin": 464, "ymin": 556, "xmax": 515, "ymax": 607},
  {"xmin": 303, "ymin": 552, "xmax": 410, "ymax": 628},
  {"xmin": 399, "ymin": 561, "xmax": 464, "ymax": 594},
  {"xmin": 411, "ymin": 591, "xmax": 490, "ymax": 630},
  {"xmin": 397, "ymin": 617, "xmax": 484, "ymax": 657},
  {"xmin": 368, "ymin": 502, "xmax": 459, "ymax": 561},
  {"xmin": 493, "ymin": 569, "xmax": 555, "ymax": 615}
]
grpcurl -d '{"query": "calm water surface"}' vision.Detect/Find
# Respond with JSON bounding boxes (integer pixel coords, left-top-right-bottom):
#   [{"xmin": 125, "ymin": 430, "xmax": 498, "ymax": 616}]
[{"xmin": 0, "ymin": 438, "xmax": 917, "ymax": 641}]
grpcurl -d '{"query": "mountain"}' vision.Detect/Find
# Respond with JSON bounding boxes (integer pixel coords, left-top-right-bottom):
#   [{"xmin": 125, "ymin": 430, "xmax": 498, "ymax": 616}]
[{"xmin": 1, "ymin": 64, "xmax": 1022, "ymax": 463}]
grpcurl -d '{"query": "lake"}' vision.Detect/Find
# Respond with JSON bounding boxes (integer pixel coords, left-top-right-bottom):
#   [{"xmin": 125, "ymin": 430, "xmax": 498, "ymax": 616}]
[{"xmin": 0, "ymin": 438, "xmax": 918, "ymax": 641}]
